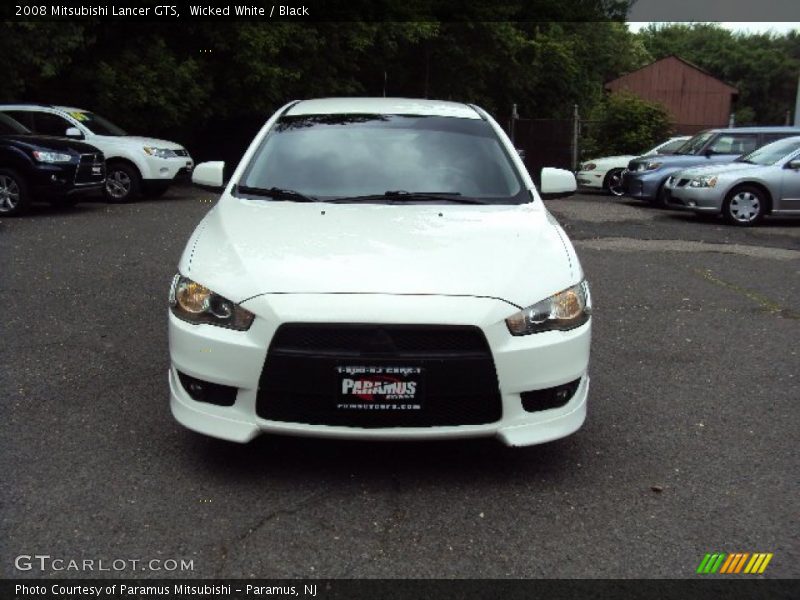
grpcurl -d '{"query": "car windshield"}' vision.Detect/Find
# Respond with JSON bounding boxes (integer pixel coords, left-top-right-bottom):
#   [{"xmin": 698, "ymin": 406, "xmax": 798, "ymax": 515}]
[
  {"xmin": 67, "ymin": 110, "xmax": 127, "ymax": 136},
  {"xmin": 736, "ymin": 137, "xmax": 800, "ymax": 166},
  {"xmin": 674, "ymin": 132, "xmax": 713, "ymax": 155},
  {"xmin": 0, "ymin": 112, "xmax": 32, "ymax": 135},
  {"xmin": 654, "ymin": 138, "xmax": 688, "ymax": 154},
  {"xmin": 238, "ymin": 114, "xmax": 525, "ymax": 203}
]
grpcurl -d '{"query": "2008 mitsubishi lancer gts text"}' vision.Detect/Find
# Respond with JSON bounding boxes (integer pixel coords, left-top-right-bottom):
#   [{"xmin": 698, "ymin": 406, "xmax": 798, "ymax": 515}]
[{"xmin": 168, "ymin": 98, "xmax": 592, "ymax": 447}]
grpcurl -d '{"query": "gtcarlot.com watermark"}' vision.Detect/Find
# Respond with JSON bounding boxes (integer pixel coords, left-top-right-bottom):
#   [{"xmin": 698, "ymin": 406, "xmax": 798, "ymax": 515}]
[{"xmin": 14, "ymin": 554, "xmax": 195, "ymax": 573}]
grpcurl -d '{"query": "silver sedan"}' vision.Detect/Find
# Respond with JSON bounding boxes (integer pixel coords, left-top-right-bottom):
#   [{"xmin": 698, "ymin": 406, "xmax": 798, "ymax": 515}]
[{"xmin": 664, "ymin": 136, "xmax": 800, "ymax": 226}]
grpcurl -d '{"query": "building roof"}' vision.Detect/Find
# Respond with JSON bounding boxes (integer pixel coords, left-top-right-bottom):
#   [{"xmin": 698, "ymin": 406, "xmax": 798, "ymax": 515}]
[
  {"xmin": 286, "ymin": 98, "xmax": 483, "ymax": 119},
  {"xmin": 606, "ymin": 55, "xmax": 739, "ymax": 94}
]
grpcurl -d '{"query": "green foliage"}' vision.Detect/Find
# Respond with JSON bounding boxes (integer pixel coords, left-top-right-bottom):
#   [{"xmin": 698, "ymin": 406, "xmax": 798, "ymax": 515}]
[{"xmin": 581, "ymin": 91, "xmax": 674, "ymax": 158}]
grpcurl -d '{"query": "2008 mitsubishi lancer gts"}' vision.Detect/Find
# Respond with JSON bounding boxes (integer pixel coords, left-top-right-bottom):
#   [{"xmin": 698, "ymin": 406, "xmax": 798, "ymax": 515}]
[{"xmin": 168, "ymin": 98, "xmax": 592, "ymax": 447}]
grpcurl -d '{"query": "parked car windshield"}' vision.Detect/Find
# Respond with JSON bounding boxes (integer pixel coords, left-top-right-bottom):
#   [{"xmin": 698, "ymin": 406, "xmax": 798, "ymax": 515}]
[
  {"xmin": 654, "ymin": 138, "xmax": 688, "ymax": 154},
  {"xmin": 674, "ymin": 132, "xmax": 714, "ymax": 155},
  {"xmin": 68, "ymin": 111, "xmax": 127, "ymax": 136},
  {"xmin": 239, "ymin": 114, "xmax": 525, "ymax": 203},
  {"xmin": 736, "ymin": 136, "xmax": 800, "ymax": 166},
  {"xmin": 0, "ymin": 112, "xmax": 32, "ymax": 135}
]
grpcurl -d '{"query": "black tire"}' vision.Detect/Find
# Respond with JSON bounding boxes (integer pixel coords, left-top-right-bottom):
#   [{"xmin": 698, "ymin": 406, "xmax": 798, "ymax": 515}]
[
  {"xmin": 104, "ymin": 162, "xmax": 141, "ymax": 203},
  {"xmin": 603, "ymin": 168, "xmax": 625, "ymax": 197},
  {"xmin": 143, "ymin": 183, "xmax": 170, "ymax": 198},
  {"xmin": 722, "ymin": 185, "xmax": 766, "ymax": 227},
  {"xmin": 0, "ymin": 168, "xmax": 30, "ymax": 217},
  {"xmin": 653, "ymin": 181, "xmax": 670, "ymax": 208}
]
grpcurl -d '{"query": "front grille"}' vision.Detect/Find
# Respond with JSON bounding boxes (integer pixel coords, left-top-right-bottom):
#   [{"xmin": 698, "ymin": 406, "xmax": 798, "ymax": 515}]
[
  {"xmin": 256, "ymin": 324, "xmax": 502, "ymax": 428},
  {"xmin": 74, "ymin": 153, "xmax": 105, "ymax": 185}
]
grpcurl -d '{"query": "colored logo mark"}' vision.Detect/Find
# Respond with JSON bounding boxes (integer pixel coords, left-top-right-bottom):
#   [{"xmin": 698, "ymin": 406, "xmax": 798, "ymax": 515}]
[{"xmin": 697, "ymin": 553, "xmax": 773, "ymax": 574}]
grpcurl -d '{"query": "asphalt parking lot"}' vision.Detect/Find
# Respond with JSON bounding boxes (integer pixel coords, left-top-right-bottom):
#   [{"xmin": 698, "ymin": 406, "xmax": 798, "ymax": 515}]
[{"xmin": 2, "ymin": 187, "xmax": 798, "ymax": 579}]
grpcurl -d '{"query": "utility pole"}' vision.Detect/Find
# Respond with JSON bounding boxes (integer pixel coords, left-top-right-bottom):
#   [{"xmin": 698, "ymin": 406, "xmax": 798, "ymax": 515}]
[
  {"xmin": 510, "ymin": 103, "xmax": 518, "ymax": 144},
  {"xmin": 795, "ymin": 71, "xmax": 800, "ymax": 127},
  {"xmin": 572, "ymin": 104, "xmax": 579, "ymax": 171}
]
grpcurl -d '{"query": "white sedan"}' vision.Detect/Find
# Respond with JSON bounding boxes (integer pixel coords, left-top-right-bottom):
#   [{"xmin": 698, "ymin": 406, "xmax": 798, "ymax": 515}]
[
  {"xmin": 168, "ymin": 98, "xmax": 592, "ymax": 447},
  {"xmin": 576, "ymin": 136, "xmax": 689, "ymax": 195}
]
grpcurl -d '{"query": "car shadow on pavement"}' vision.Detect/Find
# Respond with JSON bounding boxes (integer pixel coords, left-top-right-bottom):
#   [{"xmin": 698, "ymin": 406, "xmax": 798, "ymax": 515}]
[{"xmin": 182, "ymin": 431, "xmax": 580, "ymax": 485}]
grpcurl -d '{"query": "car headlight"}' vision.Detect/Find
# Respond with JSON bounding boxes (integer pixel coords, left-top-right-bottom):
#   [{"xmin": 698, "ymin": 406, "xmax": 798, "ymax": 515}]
[
  {"xmin": 581, "ymin": 162, "xmax": 597, "ymax": 171},
  {"xmin": 168, "ymin": 274, "xmax": 254, "ymax": 330},
  {"xmin": 689, "ymin": 175, "xmax": 718, "ymax": 188},
  {"xmin": 144, "ymin": 147, "xmax": 177, "ymax": 158},
  {"xmin": 506, "ymin": 280, "xmax": 591, "ymax": 336},
  {"xmin": 642, "ymin": 161, "xmax": 662, "ymax": 171},
  {"xmin": 33, "ymin": 150, "xmax": 72, "ymax": 163}
]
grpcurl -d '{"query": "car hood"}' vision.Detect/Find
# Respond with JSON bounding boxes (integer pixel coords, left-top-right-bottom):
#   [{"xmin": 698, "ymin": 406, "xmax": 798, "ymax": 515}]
[
  {"xmin": 674, "ymin": 162, "xmax": 758, "ymax": 178},
  {"xmin": 93, "ymin": 135, "xmax": 184, "ymax": 150},
  {"xmin": 589, "ymin": 155, "xmax": 635, "ymax": 165},
  {"xmin": 629, "ymin": 153, "xmax": 738, "ymax": 170},
  {"xmin": 179, "ymin": 198, "xmax": 576, "ymax": 308},
  {"xmin": 2, "ymin": 134, "xmax": 101, "ymax": 154}
]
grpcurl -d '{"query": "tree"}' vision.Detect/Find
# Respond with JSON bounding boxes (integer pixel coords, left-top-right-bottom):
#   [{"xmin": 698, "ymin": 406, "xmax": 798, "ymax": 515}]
[{"xmin": 581, "ymin": 90, "xmax": 673, "ymax": 157}]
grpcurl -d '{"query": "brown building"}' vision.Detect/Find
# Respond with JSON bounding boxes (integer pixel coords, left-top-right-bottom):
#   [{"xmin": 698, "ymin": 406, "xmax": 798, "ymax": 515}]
[{"xmin": 605, "ymin": 55, "xmax": 739, "ymax": 134}]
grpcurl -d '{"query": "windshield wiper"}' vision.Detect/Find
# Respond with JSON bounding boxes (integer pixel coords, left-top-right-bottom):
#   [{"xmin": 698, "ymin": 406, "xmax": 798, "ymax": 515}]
[
  {"xmin": 330, "ymin": 191, "xmax": 489, "ymax": 204},
  {"xmin": 235, "ymin": 185, "xmax": 318, "ymax": 203}
]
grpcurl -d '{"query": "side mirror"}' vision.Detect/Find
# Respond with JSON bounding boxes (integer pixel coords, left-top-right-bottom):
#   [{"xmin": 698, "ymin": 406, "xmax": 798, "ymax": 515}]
[
  {"xmin": 192, "ymin": 161, "xmax": 225, "ymax": 190},
  {"xmin": 65, "ymin": 127, "xmax": 83, "ymax": 139},
  {"xmin": 786, "ymin": 159, "xmax": 800, "ymax": 170},
  {"xmin": 539, "ymin": 167, "xmax": 577, "ymax": 199},
  {"xmin": 516, "ymin": 148, "xmax": 526, "ymax": 161}
]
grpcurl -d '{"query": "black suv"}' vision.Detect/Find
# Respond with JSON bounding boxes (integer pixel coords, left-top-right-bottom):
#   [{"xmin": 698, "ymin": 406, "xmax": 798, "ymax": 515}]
[{"xmin": 0, "ymin": 112, "xmax": 105, "ymax": 216}]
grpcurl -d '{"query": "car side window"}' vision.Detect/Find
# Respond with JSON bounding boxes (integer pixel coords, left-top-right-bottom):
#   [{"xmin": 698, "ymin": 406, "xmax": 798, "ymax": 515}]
[
  {"xmin": 707, "ymin": 134, "xmax": 757, "ymax": 155},
  {"xmin": 763, "ymin": 133, "xmax": 797, "ymax": 144},
  {"xmin": 33, "ymin": 112, "xmax": 75, "ymax": 137},
  {"xmin": 3, "ymin": 111, "xmax": 35, "ymax": 130}
]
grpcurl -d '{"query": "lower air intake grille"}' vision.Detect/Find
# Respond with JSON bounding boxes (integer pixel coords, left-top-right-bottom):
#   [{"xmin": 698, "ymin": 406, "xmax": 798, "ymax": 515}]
[{"xmin": 256, "ymin": 324, "xmax": 502, "ymax": 428}]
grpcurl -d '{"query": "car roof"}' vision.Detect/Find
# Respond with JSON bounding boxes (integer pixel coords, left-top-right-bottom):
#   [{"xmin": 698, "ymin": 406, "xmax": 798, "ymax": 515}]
[
  {"xmin": 0, "ymin": 103, "xmax": 87, "ymax": 112},
  {"xmin": 285, "ymin": 98, "xmax": 483, "ymax": 119},
  {"xmin": 703, "ymin": 126, "xmax": 800, "ymax": 134}
]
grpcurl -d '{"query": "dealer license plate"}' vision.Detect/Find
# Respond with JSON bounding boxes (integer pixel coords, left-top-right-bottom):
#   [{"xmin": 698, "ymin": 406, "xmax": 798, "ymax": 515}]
[{"xmin": 335, "ymin": 365, "xmax": 424, "ymax": 411}]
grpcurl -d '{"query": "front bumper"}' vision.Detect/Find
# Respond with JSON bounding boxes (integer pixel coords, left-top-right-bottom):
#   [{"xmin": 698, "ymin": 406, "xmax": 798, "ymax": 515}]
[
  {"xmin": 621, "ymin": 169, "xmax": 664, "ymax": 201},
  {"xmin": 168, "ymin": 294, "xmax": 591, "ymax": 447},
  {"xmin": 663, "ymin": 181, "xmax": 724, "ymax": 214},
  {"xmin": 576, "ymin": 169, "xmax": 605, "ymax": 189},
  {"xmin": 30, "ymin": 161, "xmax": 105, "ymax": 198},
  {"xmin": 141, "ymin": 155, "xmax": 194, "ymax": 182}
]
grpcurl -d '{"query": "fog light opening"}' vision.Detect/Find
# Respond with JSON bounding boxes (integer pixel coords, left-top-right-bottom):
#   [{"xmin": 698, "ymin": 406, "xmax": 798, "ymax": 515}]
[
  {"xmin": 520, "ymin": 378, "xmax": 581, "ymax": 413},
  {"xmin": 177, "ymin": 371, "xmax": 237, "ymax": 407}
]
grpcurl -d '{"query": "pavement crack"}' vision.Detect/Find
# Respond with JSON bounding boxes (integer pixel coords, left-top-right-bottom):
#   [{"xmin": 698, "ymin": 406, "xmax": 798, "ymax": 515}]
[
  {"xmin": 214, "ymin": 490, "xmax": 331, "ymax": 576},
  {"xmin": 694, "ymin": 268, "xmax": 799, "ymax": 319}
]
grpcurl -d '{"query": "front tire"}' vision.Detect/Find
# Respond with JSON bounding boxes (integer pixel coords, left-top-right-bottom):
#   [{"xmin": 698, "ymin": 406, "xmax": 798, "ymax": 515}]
[
  {"xmin": 603, "ymin": 168, "xmax": 625, "ymax": 196},
  {"xmin": 105, "ymin": 162, "xmax": 141, "ymax": 203},
  {"xmin": 0, "ymin": 168, "xmax": 30, "ymax": 217},
  {"xmin": 723, "ymin": 185, "xmax": 766, "ymax": 226}
]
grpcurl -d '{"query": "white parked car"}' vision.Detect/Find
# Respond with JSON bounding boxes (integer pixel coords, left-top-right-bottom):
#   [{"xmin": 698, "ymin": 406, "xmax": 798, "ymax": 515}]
[
  {"xmin": 664, "ymin": 135, "xmax": 800, "ymax": 225},
  {"xmin": 576, "ymin": 136, "xmax": 689, "ymax": 195},
  {"xmin": 169, "ymin": 98, "xmax": 592, "ymax": 447},
  {"xmin": 0, "ymin": 104, "xmax": 193, "ymax": 202}
]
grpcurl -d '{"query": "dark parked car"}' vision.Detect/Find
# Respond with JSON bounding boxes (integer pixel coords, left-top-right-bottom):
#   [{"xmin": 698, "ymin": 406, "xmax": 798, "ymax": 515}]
[
  {"xmin": 622, "ymin": 126, "xmax": 800, "ymax": 205},
  {"xmin": 0, "ymin": 112, "xmax": 105, "ymax": 216}
]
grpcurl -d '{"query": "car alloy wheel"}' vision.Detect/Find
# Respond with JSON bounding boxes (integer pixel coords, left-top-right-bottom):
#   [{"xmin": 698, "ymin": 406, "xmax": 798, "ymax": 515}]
[
  {"xmin": 605, "ymin": 169, "xmax": 625, "ymax": 196},
  {"xmin": 0, "ymin": 174, "xmax": 21, "ymax": 214},
  {"xmin": 724, "ymin": 186, "xmax": 765, "ymax": 226},
  {"xmin": 104, "ymin": 162, "xmax": 141, "ymax": 203},
  {"xmin": 106, "ymin": 169, "xmax": 132, "ymax": 200}
]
